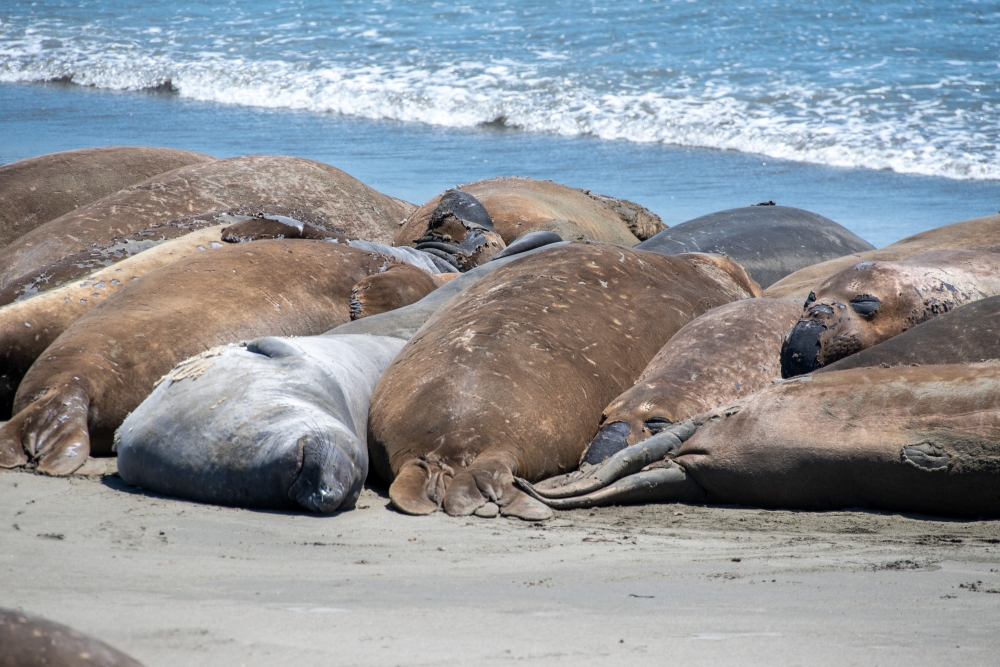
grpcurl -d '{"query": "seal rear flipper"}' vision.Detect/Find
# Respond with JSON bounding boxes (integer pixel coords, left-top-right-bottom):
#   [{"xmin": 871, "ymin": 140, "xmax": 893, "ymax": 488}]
[
  {"xmin": 388, "ymin": 458, "xmax": 453, "ymax": 515},
  {"xmin": 442, "ymin": 456, "xmax": 553, "ymax": 521},
  {"xmin": 0, "ymin": 384, "xmax": 90, "ymax": 475}
]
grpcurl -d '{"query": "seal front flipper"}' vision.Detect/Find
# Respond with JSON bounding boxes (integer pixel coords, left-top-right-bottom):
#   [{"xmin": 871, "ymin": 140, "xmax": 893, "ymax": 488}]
[{"xmin": 0, "ymin": 383, "xmax": 90, "ymax": 475}]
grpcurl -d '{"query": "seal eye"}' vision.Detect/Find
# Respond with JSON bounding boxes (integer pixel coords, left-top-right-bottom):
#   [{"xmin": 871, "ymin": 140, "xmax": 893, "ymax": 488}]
[
  {"xmin": 804, "ymin": 291, "xmax": 816, "ymax": 308},
  {"xmin": 849, "ymin": 294, "xmax": 882, "ymax": 316}
]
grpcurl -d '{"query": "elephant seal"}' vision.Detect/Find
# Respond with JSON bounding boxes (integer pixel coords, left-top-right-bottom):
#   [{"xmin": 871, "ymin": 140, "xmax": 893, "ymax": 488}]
[
  {"xmin": 781, "ymin": 249, "xmax": 1000, "ymax": 377},
  {"xmin": 636, "ymin": 205, "xmax": 874, "ymax": 288},
  {"xmin": 0, "ymin": 146, "xmax": 213, "ymax": 250},
  {"xmin": 0, "ymin": 607, "xmax": 144, "ymax": 667},
  {"xmin": 368, "ymin": 242, "xmax": 760, "ymax": 520},
  {"xmin": 491, "ymin": 230, "xmax": 564, "ymax": 259},
  {"xmin": 0, "ymin": 155, "xmax": 415, "ymax": 291},
  {"xmin": 820, "ymin": 295, "xmax": 1000, "ymax": 372},
  {"xmin": 580, "ymin": 298, "xmax": 803, "ymax": 464},
  {"xmin": 409, "ymin": 189, "xmax": 507, "ymax": 270},
  {"xmin": 349, "ymin": 264, "xmax": 456, "ymax": 320},
  {"xmin": 117, "ymin": 334, "xmax": 405, "ymax": 512},
  {"xmin": 394, "ymin": 177, "xmax": 664, "ymax": 252},
  {"xmin": 520, "ymin": 362, "xmax": 1000, "ymax": 517},
  {"xmin": 0, "ymin": 241, "xmax": 403, "ymax": 476},
  {"xmin": 765, "ymin": 212, "xmax": 1000, "ymax": 299}
]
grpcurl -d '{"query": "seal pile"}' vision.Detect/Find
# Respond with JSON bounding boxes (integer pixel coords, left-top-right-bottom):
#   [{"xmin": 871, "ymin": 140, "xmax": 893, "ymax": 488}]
[{"xmin": 1, "ymin": 147, "xmax": 998, "ymax": 519}]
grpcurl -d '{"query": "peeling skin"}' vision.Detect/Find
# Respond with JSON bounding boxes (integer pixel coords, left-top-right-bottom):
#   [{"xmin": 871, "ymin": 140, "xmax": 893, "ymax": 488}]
[{"xmin": 780, "ymin": 249, "xmax": 1000, "ymax": 377}]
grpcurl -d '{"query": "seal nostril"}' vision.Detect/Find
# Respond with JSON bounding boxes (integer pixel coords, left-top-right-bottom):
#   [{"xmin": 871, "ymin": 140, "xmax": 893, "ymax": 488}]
[
  {"xmin": 849, "ymin": 294, "xmax": 882, "ymax": 316},
  {"xmin": 804, "ymin": 291, "xmax": 816, "ymax": 307},
  {"xmin": 808, "ymin": 303, "xmax": 835, "ymax": 317},
  {"xmin": 780, "ymin": 319, "xmax": 826, "ymax": 378},
  {"xmin": 581, "ymin": 421, "xmax": 631, "ymax": 465}
]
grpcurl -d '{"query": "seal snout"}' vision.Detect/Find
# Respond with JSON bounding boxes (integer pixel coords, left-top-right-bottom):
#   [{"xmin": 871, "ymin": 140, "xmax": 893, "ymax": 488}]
[
  {"xmin": 288, "ymin": 432, "xmax": 366, "ymax": 513},
  {"xmin": 413, "ymin": 189, "xmax": 506, "ymax": 271},
  {"xmin": 581, "ymin": 421, "xmax": 631, "ymax": 465},
  {"xmin": 781, "ymin": 301, "xmax": 846, "ymax": 378}
]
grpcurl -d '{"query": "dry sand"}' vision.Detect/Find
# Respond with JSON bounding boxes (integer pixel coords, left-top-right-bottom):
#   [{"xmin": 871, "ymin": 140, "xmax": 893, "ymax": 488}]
[{"xmin": 2, "ymin": 467, "xmax": 999, "ymax": 666}]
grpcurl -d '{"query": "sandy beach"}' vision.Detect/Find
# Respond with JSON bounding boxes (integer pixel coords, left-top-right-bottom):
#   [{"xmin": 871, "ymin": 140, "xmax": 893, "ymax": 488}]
[{"xmin": 3, "ymin": 467, "xmax": 998, "ymax": 666}]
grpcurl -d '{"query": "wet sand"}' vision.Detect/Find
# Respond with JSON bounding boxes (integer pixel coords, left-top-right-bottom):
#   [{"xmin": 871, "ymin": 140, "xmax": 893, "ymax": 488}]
[{"xmin": 2, "ymin": 468, "xmax": 999, "ymax": 666}]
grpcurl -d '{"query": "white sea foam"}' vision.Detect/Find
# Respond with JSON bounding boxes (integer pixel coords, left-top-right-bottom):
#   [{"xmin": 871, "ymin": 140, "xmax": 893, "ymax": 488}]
[{"xmin": 2, "ymin": 7, "xmax": 997, "ymax": 182}]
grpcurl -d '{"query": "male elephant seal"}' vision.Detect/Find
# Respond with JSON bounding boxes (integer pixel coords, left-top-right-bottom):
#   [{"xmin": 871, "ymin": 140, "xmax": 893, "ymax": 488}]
[
  {"xmin": 0, "ymin": 241, "xmax": 403, "ymax": 476},
  {"xmin": 820, "ymin": 295, "xmax": 1000, "ymax": 372},
  {"xmin": 0, "ymin": 607, "xmax": 144, "ymax": 667},
  {"xmin": 394, "ymin": 177, "xmax": 664, "ymax": 254},
  {"xmin": 368, "ymin": 242, "xmax": 760, "ymax": 520},
  {"xmin": 117, "ymin": 334, "xmax": 405, "ymax": 512},
  {"xmin": 520, "ymin": 362, "xmax": 1000, "ymax": 517},
  {"xmin": 636, "ymin": 205, "xmax": 874, "ymax": 288},
  {"xmin": 579, "ymin": 298, "xmax": 803, "ymax": 464},
  {"xmin": 0, "ymin": 146, "xmax": 213, "ymax": 250},
  {"xmin": 408, "ymin": 189, "xmax": 507, "ymax": 270},
  {"xmin": 781, "ymin": 249, "xmax": 1000, "ymax": 377},
  {"xmin": 765, "ymin": 212, "xmax": 1000, "ymax": 299},
  {"xmin": 0, "ymin": 154, "xmax": 415, "ymax": 291}
]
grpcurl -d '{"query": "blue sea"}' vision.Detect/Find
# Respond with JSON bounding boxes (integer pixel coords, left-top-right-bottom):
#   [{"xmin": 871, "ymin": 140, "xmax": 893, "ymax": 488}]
[{"xmin": 1, "ymin": 0, "xmax": 997, "ymax": 247}]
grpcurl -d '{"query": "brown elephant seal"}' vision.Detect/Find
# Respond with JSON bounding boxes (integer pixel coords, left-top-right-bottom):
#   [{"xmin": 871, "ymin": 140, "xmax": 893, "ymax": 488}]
[
  {"xmin": 0, "ymin": 241, "xmax": 403, "ymax": 476},
  {"xmin": 580, "ymin": 298, "xmax": 803, "ymax": 464},
  {"xmin": 521, "ymin": 362, "xmax": 1000, "ymax": 517},
  {"xmin": 820, "ymin": 295, "xmax": 1000, "ymax": 372},
  {"xmin": 636, "ymin": 205, "xmax": 874, "ymax": 288},
  {"xmin": 781, "ymin": 249, "xmax": 1000, "ymax": 377},
  {"xmin": 349, "ymin": 263, "xmax": 456, "ymax": 320},
  {"xmin": 409, "ymin": 189, "xmax": 507, "ymax": 270},
  {"xmin": 0, "ymin": 155, "xmax": 415, "ymax": 291},
  {"xmin": 368, "ymin": 242, "xmax": 760, "ymax": 520},
  {"xmin": 0, "ymin": 146, "xmax": 213, "ymax": 250},
  {"xmin": 394, "ymin": 177, "xmax": 664, "ymax": 254},
  {"xmin": 117, "ymin": 334, "xmax": 405, "ymax": 513},
  {"xmin": 0, "ymin": 607, "xmax": 144, "ymax": 667},
  {"xmin": 764, "ymin": 212, "xmax": 1000, "ymax": 299}
]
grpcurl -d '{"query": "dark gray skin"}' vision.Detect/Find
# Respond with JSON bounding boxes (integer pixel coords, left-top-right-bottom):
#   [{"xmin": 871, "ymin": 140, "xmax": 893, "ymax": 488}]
[
  {"xmin": 491, "ymin": 231, "xmax": 563, "ymax": 259},
  {"xmin": 636, "ymin": 205, "xmax": 875, "ymax": 288},
  {"xmin": 410, "ymin": 189, "xmax": 507, "ymax": 271},
  {"xmin": 117, "ymin": 335, "xmax": 404, "ymax": 513},
  {"xmin": 0, "ymin": 607, "xmax": 144, "ymax": 667},
  {"xmin": 819, "ymin": 295, "xmax": 1000, "ymax": 372}
]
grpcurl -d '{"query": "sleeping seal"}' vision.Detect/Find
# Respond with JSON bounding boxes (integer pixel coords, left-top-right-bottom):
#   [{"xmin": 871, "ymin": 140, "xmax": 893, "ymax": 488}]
[
  {"xmin": 116, "ymin": 334, "xmax": 405, "ymax": 512},
  {"xmin": 781, "ymin": 249, "xmax": 1000, "ymax": 377},
  {"xmin": 0, "ymin": 241, "xmax": 404, "ymax": 476},
  {"xmin": 636, "ymin": 205, "xmax": 874, "ymax": 288},
  {"xmin": 368, "ymin": 242, "xmax": 760, "ymax": 520},
  {"xmin": 520, "ymin": 362, "xmax": 1000, "ymax": 518},
  {"xmin": 0, "ymin": 146, "xmax": 213, "ymax": 250}
]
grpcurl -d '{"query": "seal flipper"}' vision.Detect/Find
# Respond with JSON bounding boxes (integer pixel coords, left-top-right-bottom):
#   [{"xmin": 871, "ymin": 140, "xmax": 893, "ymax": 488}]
[
  {"xmin": 0, "ymin": 384, "xmax": 90, "ymax": 475},
  {"xmin": 388, "ymin": 458, "xmax": 454, "ymax": 515},
  {"xmin": 442, "ymin": 455, "xmax": 553, "ymax": 521}
]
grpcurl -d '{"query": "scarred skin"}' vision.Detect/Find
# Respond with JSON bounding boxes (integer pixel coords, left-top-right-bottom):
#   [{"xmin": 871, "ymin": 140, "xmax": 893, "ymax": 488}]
[
  {"xmin": 394, "ymin": 177, "xmax": 664, "ymax": 252},
  {"xmin": 781, "ymin": 249, "xmax": 1000, "ymax": 377},
  {"xmin": 674, "ymin": 362, "xmax": 1000, "ymax": 516},
  {"xmin": 0, "ymin": 607, "xmax": 144, "ymax": 667},
  {"xmin": 0, "ymin": 146, "xmax": 214, "ymax": 250},
  {"xmin": 586, "ymin": 298, "xmax": 802, "ymax": 460},
  {"xmin": 349, "ymin": 263, "xmax": 457, "ymax": 320},
  {"xmin": 764, "ymin": 212, "xmax": 1000, "ymax": 300},
  {"xmin": 368, "ymin": 242, "xmax": 759, "ymax": 520},
  {"xmin": 0, "ymin": 241, "xmax": 404, "ymax": 476},
  {"xmin": 0, "ymin": 155, "xmax": 415, "ymax": 292}
]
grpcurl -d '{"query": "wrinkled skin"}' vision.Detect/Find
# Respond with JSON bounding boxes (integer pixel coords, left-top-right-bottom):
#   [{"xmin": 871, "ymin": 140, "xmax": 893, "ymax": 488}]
[
  {"xmin": 0, "ymin": 607, "xmax": 144, "ymax": 667},
  {"xmin": 582, "ymin": 298, "xmax": 802, "ymax": 463},
  {"xmin": 0, "ymin": 242, "xmax": 402, "ymax": 476},
  {"xmin": 395, "ymin": 177, "xmax": 664, "ymax": 253},
  {"xmin": 409, "ymin": 189, "xmax": 507, "ymax": 270},
  {"xmin": 523, "ymin": 362, "xmax": 1000, "ymax": 518},
  {"xmin": 368, "ymin": 242, "xmax": 759, "ymax": 521},
  {"xmin": 0, "ymin": 146, "xmax": 213, "ymax": 251},
  {"xmin": 781, "ymin": 249, "xmax": 1000, "ymax": 377},
  {"xmin": 765, "ymin": 212, "xmax": 1000, "ymax": 300}
]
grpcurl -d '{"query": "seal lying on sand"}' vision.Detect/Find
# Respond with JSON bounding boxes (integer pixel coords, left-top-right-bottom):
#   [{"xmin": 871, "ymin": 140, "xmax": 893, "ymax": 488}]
[
  {"xmin": 368, "ymin": 243, "xmax": 760, "ymax": 520},
  {"xmin": 0, "ymin": 154, "xmax": 415, "ymax": 291},
  {"xmin": 0, "ymin": 241, "xmax": 403, "ymax": 476},
  {"xmin": 636, "ymin": 205, "xmax": 874, "ymax": 289},
  {"xmin": 580, "ymin": 298, "xmax": 803, "ymax": 464},
  {"xmin": 765, "ymin": 212, "xmax": 1000, "ymax": 299},
  {"xmin": 394, "ymin": 178, "xmax": 664, "ymax": 260},
  {"xmin": 781, "ymin": 249, "xmax": 1000, "ymax": 377},
  {"xmin": 0, "ymin": 146, "xmax": 213, "ymax": 250},
  {"xmin": 117, "ymin": 334, "xmax": 405, "ymax": 513},
  {"xmin": 0, "ymin": 607, "xmax": 144, "ymax": 667},
  {"xmin": 521, "ymin": 363, "xmax": 1000, "ymax": 518}
]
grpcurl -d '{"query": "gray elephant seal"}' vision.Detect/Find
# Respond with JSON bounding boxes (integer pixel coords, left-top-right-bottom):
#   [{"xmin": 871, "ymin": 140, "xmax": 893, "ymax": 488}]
[
  {"xmin": 0, "ymin": 607, "xmax": 144, "ymax": 667},
  {"xmin": 117, "ymin": 334, "xmax": 404, "ymax": 513},
  {"xmin": 636, "ymin": 205, "xmax": 874, "ymax": 289},
  {"xmin": 0, "ymin": 146, "xmax": 213, "ymax": 250}
]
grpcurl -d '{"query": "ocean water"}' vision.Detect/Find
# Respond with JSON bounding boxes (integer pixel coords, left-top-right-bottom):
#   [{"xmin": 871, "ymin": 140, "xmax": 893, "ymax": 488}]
[{"xmin": 1, "ymin": 0, "xmax": 998, "ymax": 247}]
